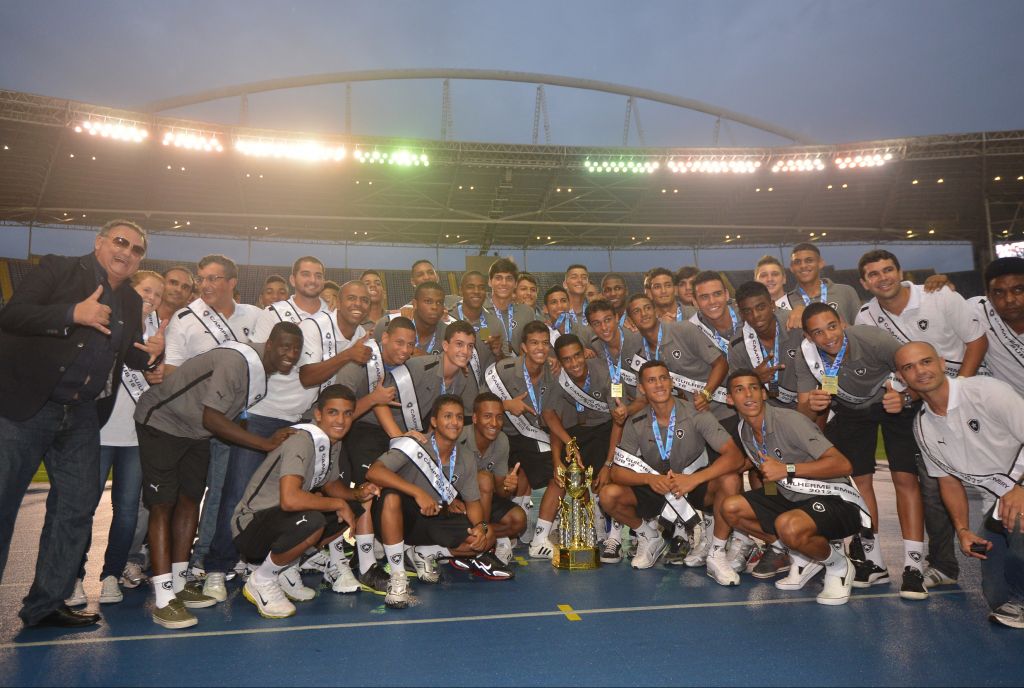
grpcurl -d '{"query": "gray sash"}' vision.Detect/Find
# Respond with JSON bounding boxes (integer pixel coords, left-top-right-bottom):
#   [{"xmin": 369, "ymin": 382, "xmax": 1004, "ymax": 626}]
[
  {"xmin": 391, "ymin": 365, "xmax": 423, "ymax": 432},
  {"xmin": 293, "ymin": 423, "xmax": 332, "ymax": 491},
  {"xmin": 612, "ymin": 446, "xmax": 706, "ymax": 524},
  {"xmin": 185, "ymin": 297, "xmax": 236, "ymax": 345},
  {"xmin": 216, "ymin": 341, "xmax": 268, "ymax": 409},
  {"xmin": 390, "ymin": 436, "xmax": 458, "ymax": 504},
  {"xmin": 484, "ymin": 363, "xmax": 551, "ymax": 451},
  {"xmin": 557, "ymin": 370, "xmax": 610, "ymax": 412},
  {"xmin": 629, "ymin": 353, "xmax": 728, "ymax": 403},
  {"xmin": 980, "ymin": 297, "xmax": 1024, "ymax": 370}
]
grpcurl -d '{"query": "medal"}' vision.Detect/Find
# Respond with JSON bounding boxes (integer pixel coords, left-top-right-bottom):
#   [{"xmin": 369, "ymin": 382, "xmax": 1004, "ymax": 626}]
[
  {"xmin": 821, "ymin": 375, "xmax": 839, "ymax": 395},
  {"xmin": 764, "ymin": 480, "xmax": 778, "ymax": 496},
  {"xmin": 767, "ymin": 382, "xmax": 779, "ymax": 399},
  {"xmin": 478, "ymin": 326, "xmax": 491, "ymax": 340},
  {"xmin": 818, "ymin": 336, "xmax": 847, "ymax": 396},
  {"xmin": 611, "ymin": 382, "xmax": 623, "ymax": 398},
  {"xmin": 604, "ymin": 328, "xmax": 625, "ymax": 398}
]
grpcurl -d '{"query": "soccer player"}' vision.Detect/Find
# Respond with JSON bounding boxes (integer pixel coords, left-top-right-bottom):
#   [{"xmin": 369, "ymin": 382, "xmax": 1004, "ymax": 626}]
[
  {"xmin": 601, "ymin": 273, "xmax": 631, "ymax": 327},
  {"xmin": 675, "ymin": 266, "xmax": 700, "ymax": 308},
  {"xmin": 728, "ymin": 281, "xmax": 800, "ymax": 408},
  {"xmin": 259, "ymin": 275, "xmax": 289, "ymax": 308},
  {"xmin": 648, "ymin": 267, "xmax": 693, "ymax": 322},
  {"xmin": 485, "ymin": 258, "xmax": 536, "ymax": 358},
  {"xmin": 515, "ymin": 272, "xmax": 544, "ymax": 321},
  {"xmin": 373, "ymin": 281, "xmax": 447, "ymax": 356},
  {"xmin": 754, "ymin": 255, "xmax": 789, "ymax": 306},
  {"xmin": 360, "ymin": 269, "xmax": 389, "ymax": 325},
  {"xmin": 563, "ymin": 264, "xmax": 591, "ymax": 325},
  {"xmin": 970, "ymin": 257, "xmax": 1024, "ymax": 394},
  {"xmin": 320, "ymin": 281, "xmax": 340, "ymax": 312},
  {"xmin": 782, "ymin": 243, "xmax": 861, "ymax": 326},
  {"xmin": 455, "ymin": 271, "xmax": 505, "ymax": 382}
]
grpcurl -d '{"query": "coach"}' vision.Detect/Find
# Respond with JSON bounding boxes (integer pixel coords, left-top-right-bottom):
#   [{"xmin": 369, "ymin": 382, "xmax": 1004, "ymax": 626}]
[{"xmin": 0, "ymin": 219, "xmax": 164, "ymax": 628}]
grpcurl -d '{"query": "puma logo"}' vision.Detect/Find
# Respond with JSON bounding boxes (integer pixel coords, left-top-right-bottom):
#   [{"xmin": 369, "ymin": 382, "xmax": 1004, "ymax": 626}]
[
  {"xmin": 150, "ymin": 484, "xmax": 160, "ymax": 492},
  {"xmin": 295, "ymin": 515, "xmax": 309, "ymax": 526}
]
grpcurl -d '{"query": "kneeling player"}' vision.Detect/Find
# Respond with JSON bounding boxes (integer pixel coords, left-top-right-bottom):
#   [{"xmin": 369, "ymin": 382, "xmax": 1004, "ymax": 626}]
[
  {"xmin": 232, "ymin": 385, "xmax": 378, "ymax": 619},
  {"xmin": 600, "ymin": 361, "xmax": 745, "ymax": 576},
  {"xmin": 722, "ymin": 369, "xmax": 870, "ymax": 605},
  {"xmin": 366, "ymin": 395, "xmax": 511, "ymax": 609}
]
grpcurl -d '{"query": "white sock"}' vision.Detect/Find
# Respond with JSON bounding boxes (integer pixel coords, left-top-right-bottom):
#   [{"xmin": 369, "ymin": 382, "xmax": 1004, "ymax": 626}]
[
  {"xmin": 512, "ymin": 495, "xmax": 530, "ymax": 508},
  {"xmin": 384, "ymin": 543, "xmax": 406, "ymax": 577},
  {"xmin": 733, "ymin": 531, "xmax": 754, "ymax": 546},
  {"xmin": 903, "ymin": 539, "xmax": 925, "ymax": 572},
  {"xmin": 496, "ymin": 536, "xmax": 512, "ymax": 550},
  {"xmin": 355, "ymin": 534, "xmax": 376, "ymax": 575},
  {"xmin": 414, "ymin": 544, "xmax": 451, "ymax": 560},
  {"xmin": 702, "ymin": 514, "xmax": 715, "ymax": 540},
  {"xmin": 328, "ymin": 538, "xmax": 348, "ymax": 569},
  {"xmin": 638, "ymin": 519, "xmax": 659, "ymax": 539},
  {"xmin": 253, "ymin": 553, "xmax": 286, "ymax": 585},
  {"xmin": 171, "ymin": 561, "xmax": 189, "ymax": 594},
  {"xmin": 790, "ymin": 550, "xmax": 812, "ymax": 569},
  {"xmin": 535, "ymin": 518, "xmax": 553, "ymax": 543},
  {"xmin": 770, "ymin": 540, "xmax": 788, "ymax": 553},
  {"xmin": 152, "ymin": 573, "xmax": 174, "ymax": 608},
  {"xmin": 607, "ymin": 520, "xmax": 623, "ymax": 544},
  {"xmin": 861, "ymin": 533, "xmax": 885, "ymax": 567},
  {"xmin": 710, "ymin": 536, "xmax": 728, "ymax": 555},
  {"xmin": 822, "ymin": 542, "xmax": 849, "ymax": 577}
]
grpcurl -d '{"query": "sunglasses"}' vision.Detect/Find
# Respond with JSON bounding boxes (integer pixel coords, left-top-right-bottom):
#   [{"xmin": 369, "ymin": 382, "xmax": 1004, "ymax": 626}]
[{"xmin": 110, "ymin": 235, "xmax": 146, "ymax": 257}]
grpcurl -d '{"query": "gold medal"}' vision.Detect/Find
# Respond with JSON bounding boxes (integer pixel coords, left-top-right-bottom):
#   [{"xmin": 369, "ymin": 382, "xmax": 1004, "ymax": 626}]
[
  {"xmin": 821, "ymin": 375, "xmax": 839, "ymax": 395},
  {"xmin": 764, "ymin": 480, "xmax": 778, "ymax": 496},
  {"xmin": 610, "ymin": 382, "xmax": 624, "ymax": 398},
  {"xmin": 478, "ymin": 326, "xmax": 491, "ymax": 340}
]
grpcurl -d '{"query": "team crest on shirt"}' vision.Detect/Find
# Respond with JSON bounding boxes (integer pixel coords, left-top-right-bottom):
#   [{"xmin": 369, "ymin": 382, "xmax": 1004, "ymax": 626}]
[
  {"xmin": 828, "ymin": 302, "xmax": 839, "ymax": 310},
  {"xmin": 244, "ymin": 327, "xmax": 251, "ymax": 336},
  {"xmin": 854, "ymin": 367, "xmax": 867, "ymax": 376},
  {"xmin": 774, "ymin": 448, "xmax": 783, "ymax": 458},
  {"xmin": 812, "ymin": 502, "xmax": 825, "ymax": 512},
  {"xmin": 671, "ymin": 349, "xmax": 681, "ymax": 359},
  {"xmin": 917, "ymin": 319, "xmax": 929, "ymax": 331},
  {"xmin": 675, "ymin": 429, "xmax": 685, "ymax": 439},
  {"xmin": 318, "ymin": 444, "xmax": 326, "ymax": 453},
  {"xmin": 486, "ymin": 461, "xmax": 495, "ymax": 471},
  {"xmin": 593, "ymin": 391, "xmax": 603, "ymax": 399},
  {"xmin": 968, "ymin": 419, "xmax": 980, "ymax": 433},
  {"xmin": 787, "ymin": 349, "xmax": 797, "ymax": 359},
  {"xmin": 510, "ymin": 319, "xmax": 518, "ymax": 329}
]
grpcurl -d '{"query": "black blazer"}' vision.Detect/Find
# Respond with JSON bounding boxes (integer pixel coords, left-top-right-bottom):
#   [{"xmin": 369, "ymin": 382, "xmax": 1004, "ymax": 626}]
[{"xmin": 0, "ymin": 253, "xmax": 150, "ymax": 423}]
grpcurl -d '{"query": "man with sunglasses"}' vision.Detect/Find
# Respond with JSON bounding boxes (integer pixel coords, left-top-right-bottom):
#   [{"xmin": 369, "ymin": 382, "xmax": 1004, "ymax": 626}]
[{"xmin": 0, "ymin": 219, "xmax": 165, "ymax": 629}]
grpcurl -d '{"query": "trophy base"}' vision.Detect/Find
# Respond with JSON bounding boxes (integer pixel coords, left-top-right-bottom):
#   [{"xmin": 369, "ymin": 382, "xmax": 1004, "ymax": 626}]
[{"xmin": 552, "ymin": 546, "xmax": 600, "ymax": 570}]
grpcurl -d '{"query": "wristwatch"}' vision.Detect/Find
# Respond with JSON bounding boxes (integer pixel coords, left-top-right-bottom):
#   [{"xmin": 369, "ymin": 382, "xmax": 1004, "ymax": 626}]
[
  {"xmin": 901, "ymin": 391, "xmax": 914, "ymax": 408},
  {"xmin": 475, "ymin": 521, "xmax": 489, "ymax": 534},
  {"xmin": 699, "ymin": 388, "xmax": 712, "ymax": 403},
  {"xmin": 786, "ymin": 464, "xmax": 797, "ymax": 484}
]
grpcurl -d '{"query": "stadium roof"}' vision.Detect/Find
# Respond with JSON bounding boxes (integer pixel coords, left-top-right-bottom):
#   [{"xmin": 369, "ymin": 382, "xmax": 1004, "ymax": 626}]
[{"xmin": 1, "ymin": 86, "xmax": 1022, "ymax": 253}]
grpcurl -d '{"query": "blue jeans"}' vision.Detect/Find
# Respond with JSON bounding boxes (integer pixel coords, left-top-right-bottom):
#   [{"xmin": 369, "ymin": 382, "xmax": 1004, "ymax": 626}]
[
  {"xmin": 191, "ymin": 437, "xmax": 230, "ymax": 567},
  {"xmin": 0, "ymin": 402, "xmax": 102, "ymax": 625},
  {"xmin": 78, "ymin": 445, "xmax": 143, "ymax": 580},
  {"xmin": 982, "ymin": 523, "xmax": 1024, "ymax": 610},
  {"xmin": 206, "ymin": 414, "xmax": 292, "ymax": 573}
]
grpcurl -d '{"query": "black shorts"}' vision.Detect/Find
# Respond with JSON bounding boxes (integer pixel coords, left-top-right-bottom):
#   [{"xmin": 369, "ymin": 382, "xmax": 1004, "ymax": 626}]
[
  {"xmin": 743, "ymin": 488, "xmax": 862, "ymax": 541},
  {"xmin": 507, "ymin": 432, "xmax": 553, "ymax": 489},
  {"xmin": 489, "ymin": 495, "xmax": 519, "ymax": 524},
  {"xmin": 136, "ymin": 423, "xmax": 210, "ymax": 507},
  {"xmin": 825, "ymin": 402, "xmax": 920, "ymax": 476},
  {"xmin": 707, "ymin": 411, "xmax": 741, "ymax": 464},
  {"xmin": 233, "ymin": 506, "xmax": 353, "ymax": 562},
  {"xmin": 370, "ymin": 489, "xmax": 473, "ymax": 548},
  {"xmin": 342, "ymin": 422, "xmax": 391, "ymax": 485},
  {"xmin": 629, "ymin": 483, "xmax": 708, "ymax": 521},
  {"xmin": 566, "ymin": 421, "xmax": 614, "ymax": 472}
]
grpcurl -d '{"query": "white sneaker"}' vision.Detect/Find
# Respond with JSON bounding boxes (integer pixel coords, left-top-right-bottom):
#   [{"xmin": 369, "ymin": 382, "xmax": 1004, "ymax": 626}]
[
  {"xmin": 528, "ymin": 537, "xmax": 555, "ymax": 560},
  {"xmin": 726, "ymin": 537, "xmax": 755, "ymax": 573},
  {"xmin": 99, "ymin": 575, "xmax": 123, "ymax": 604},
  {"xmin": 775, "ymin": 560, "xmax": 824, "ymax": 591},
  {"xmin": 494, "ymin": 539, "xmax": 514, "ymax": 565},
  {"xmin": 684, "ymin": 532, "xmax": 711, "ymax": 567},
  {"xmin": 410, "ymin": 547, "xmax": 440, "ymax": 583},
  {"xmin": 243, "ymin": 576, "xmax": 296, "ymax": 619},
  {"xmin": 65, "ymin": 579, "xmax": 87, "ymax": 607},
  {"xmin": 299, "ymin": 549, "xmax": 329, "ymax": 573},
  {"xmin": 631, "ymin": 533, "xmax": 667, "ymax": 569},
  {"xmin": 922, "ymin": 566, "xmax": 957, "ymax": 589},
  {"xmin": 385, "ymin": 575, "xmax": 412, "ymax": 609},
  {"xmin": 325, "ymin": 562, "xmax": 360, "ymax": 594},
  {"xmin": 816, "ymin": 556, "xmax": 854, "ymax": 606},
  {"xmin": 706, "ymin": 550, "xmax": 740, "ymax": 586},
  {"xmin": 202, "ymin": 571, "xmax": 228, "ymax": 602},
  {"xmin": 121, "ymin": 561, "xmax": 147, "ymax": 589},
  {"xmin": 278, "ymin": 565, "xmax": 316, "ymax": 601}
]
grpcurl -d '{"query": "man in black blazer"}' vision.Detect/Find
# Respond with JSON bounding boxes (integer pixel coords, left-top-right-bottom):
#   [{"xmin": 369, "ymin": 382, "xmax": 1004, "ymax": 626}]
[{"xmin": 0, "ymin": 219, "xmax": 165, "ymax": 628}]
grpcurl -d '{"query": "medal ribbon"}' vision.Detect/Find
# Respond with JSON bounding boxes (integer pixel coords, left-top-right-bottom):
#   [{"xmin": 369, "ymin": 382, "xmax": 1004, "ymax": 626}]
[
  {"xmin": 430, "ymin": 433, "xmax": 457, "ymax": 504},
  {"xmin": 651, "ymin": 406, "xmax": 676, "ymax": 462}
]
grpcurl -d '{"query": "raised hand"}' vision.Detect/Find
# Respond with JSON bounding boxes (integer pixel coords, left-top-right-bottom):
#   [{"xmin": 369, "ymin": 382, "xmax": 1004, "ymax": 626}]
[
  {"xmin": 74, "ymin": 285, "xmax": 112, "ymax": 335},
  {"xmin": 505, "ymin": 391, "xmax": 537, "ymax": 417},
  {"xmin": 135, "ymin": 319, "xmax": 168, "ymax": 366},
  {"xmin": 881, "ymin": 380, "xmax": 904, "ymax": 415},
  {"xmin": 346, "ymin": 334, "xmax": 373, "ymax": 365},
  {"xmin": 502, "ymin": 463, "xmax": 520, "ymax": 493}
]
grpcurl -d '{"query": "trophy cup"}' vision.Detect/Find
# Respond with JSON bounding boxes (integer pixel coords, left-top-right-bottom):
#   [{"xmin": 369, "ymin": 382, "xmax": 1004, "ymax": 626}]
[{"xmin": 552, "ymin": 438, "xmax": 600, "ymax": 570}]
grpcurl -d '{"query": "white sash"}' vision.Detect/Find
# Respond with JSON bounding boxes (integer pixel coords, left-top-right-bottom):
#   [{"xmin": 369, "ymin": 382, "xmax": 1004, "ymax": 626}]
[
  {"xmin": 390, "ymin": 436, "xmax": 458, "ymax": 504},
  {"xmin": 612, "ymin": 446, "xmax": 706, "ymax": 525},
  {"xmin": 269, "ymin": 299, "xmax": 304, "ymax": 324},
  {"xmin": 688, "ymin": 313, "xmax": 718, "ymax": 343},
  {"xmin": 784, "ymin": 477, "xmax": 873, "ymax": 528},
  {"xmin": 629, "ymin": 354, "xmax": 728, "ymax": 403},
  {"xmin": 548, "ymin": 326, "xmax": 560, "ymax": 347},
  {"xmin": 185, "ymin": 297, "xmax": 236, "ymax": 345},
  {"xmin": 558, "ymin": 370, "xmax": 610, "ymax": 412},
  {"xmin": 216, "ymin": 341, "xmax": 268, "ymax": 409},
  {"xmin": 865, "ymin": 301, "xmax": 963, "ymax": 377},
  {"xmin": 120, "ymin": 367, "xmax": 150, "ymax": 404},
  {"xmin": 306, "ymin": 311, "xmax": 339, "ymax": 391},
  {"xmin": 741, "ymin": 323, "xmax": 797, "ymax": 403},
  {"xmin": 484, "ymin": 363, "xmax": 551, "ymax": 451},
  {"xmin": 365, "ymin": 339, "xmax": 386, "ymax": 392},
  {"xmin": 293, "ymin": 423, "xmax": 332, "ymax": 491},
  {"xmin": 469, "ymin": 347, "xmax": 482, "ymax": 382},
  {"xmin": 775, "ymin": 294, "xmax": 794, "ymax": 310},
  {"xmin": 391, "ymin": 365, "xmax": 423, "ymax": 432},
  {"xmin": 980, "ymin": 297, "xmax": 1024, "ymax": 370},
  {"xmin": 799, "ymin": 339, "xmax": 898, "ymax": 404}
]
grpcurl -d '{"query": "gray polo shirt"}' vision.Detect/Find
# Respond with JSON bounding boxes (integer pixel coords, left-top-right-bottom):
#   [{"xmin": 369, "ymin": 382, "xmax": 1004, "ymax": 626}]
[
  {"xmin": 459, "ymin": 425, "xmax": 510, "ymax": 477},
  {"xmin": 727, "ymin": 311, "xmax": 802, "ymax": 407},
  {"xmin": 785, "ymin": 278, "xmax": 861, "ymax": 325},
  {"xmin": 452, "ymin": 302, "xmax": 497, "ymax": 381},
  {"xmin": 619, "ymin": 398, "xmax": 732, "ymax": 474},
  {"xmin": 690, "ymin": 308, "xmax": 744, "ymax": 355},
  {"xmin": 792, "ymin": 325, "xmax": 902, "ymax": 410},
  {"xmin": 375, "ymin": 434, "xmax": 482, "ymax": 502},
  {"xmin": 585, "ymin": 327, "xmax": 644, "ymax": 400},
  {"xmin": 372, "ymin": 315, "xmax": 445, "ymax": 355},
  {"xmin": 231, "ymin": 428, "xmax": 344, "ymax": 536},
  {"xmin": 737, "ymin": 405, "xmax": 845, "ymax": 502},
  {"xmin": 335, "ymin": 360, "xmax": 384, "ymax": 427},
  {"xmin": 134, "ymin": 343, "xmax": 266, "ymax": 440},
  {"xmin": 483, "ymin": 300, "xmax": 537, "ymax": 358},
  {"xmin": 489, "ymin": 355, "xmax": 553, "ymax": 437},
  {"xmin": 542, "ymin": 358, "xmax": 613, "ymax": 428},
  {"xmin": 380, "ymin": 355, "xmax": 479, "ymax": 432}
]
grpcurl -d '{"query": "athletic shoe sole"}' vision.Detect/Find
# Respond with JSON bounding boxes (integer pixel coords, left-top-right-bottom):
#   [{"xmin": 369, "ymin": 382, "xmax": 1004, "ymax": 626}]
[
  {"xmin": 152, "ymin": 612, "xmax": 198, "ymax": 629},
  {"xmin": 989, "ymin": 611, "xmax": 1024, "ymax": 629},
  {"xmin": 751, "ymin": 565, "xmax": 791, "ymax": 580},
  {"xmin": 898, "ymin": 589, "xmax": 929, "ymax": 601},
  {"xmin": 98, "ymin": 594, "xmax": 123, "ymax": 604},
  {"xmin": 359, "ymin": 583, "xmax": 388, "ymax": 596},
  {"xmin": 852, "ymin": 573, "xmax": 891, "ymax": 589},
  {"xmin": 242, "ymin": 586, "xmax": 296, "ymax": 619}
]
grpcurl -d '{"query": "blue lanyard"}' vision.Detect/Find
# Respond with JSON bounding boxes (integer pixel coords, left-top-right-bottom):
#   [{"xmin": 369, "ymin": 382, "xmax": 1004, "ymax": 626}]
[
  {"xmin": 579, "ymin": 299, "xmax": 589, "ymax": 326},
  {"xmin": 553, "ymin": 311, "xmax": 571, "ymax": 334},
  {"xmin": 798, "ymin": 280, "xmax": 828, "ymax": 307},
  {"xmin": 413, "ymin": 318, "xmax": 437, "ymax": 353},
  {"xmin": 430, "ymin": 433, "xmax": 457, "ymax": 502},
  {"xmin": 752, "ymin": 417, "xmax": 770, "ymax": 466},
  {"xmin": 675, "ymin": 302, "xmax": 685, "ymax": 322},
  {"xmin": 457, "ymin": 303, "xmax": 487, "ymax": 333},
  {"xmin": 440, "ymin": 370, "xmax": 450, "ymax": 395},
  {"xmin": 493, "ymin": 302, "xmax": 514, "ymax": 339},
  {"xmin": 760, "ymin": 323, "xmax": 781, "ymax": 383},
  {"xmin": 819, "ymin": 335, "xmax": 848, "ymax": 377},
  {"xmin": 603, "ymin": 328, "xmax": 624, "ymax": 384},
  {"xmin": 706, "ymin": 307, "xmax": 738, "ymax": 354},
  {"xmin": 643, "ymin": 324, "xmax": 663, "ymax": 360},
  {"xmin": 523, "ymin": 359, "xmax": 542, "ymax": 411},
  {"xmin": 618, "ymin": 311, "xmax": 628, "ymax": 329},
  {"xmin": 574, "ymin": 372, "xmax": 592, "ymax": 412},
  {"xmin": 652, "ymin": 406, "xmax": 676, "ymax": 462}
]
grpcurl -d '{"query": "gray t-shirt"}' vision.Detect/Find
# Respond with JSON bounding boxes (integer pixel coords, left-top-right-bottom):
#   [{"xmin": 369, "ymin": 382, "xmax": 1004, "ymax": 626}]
[
  {"xmin": 489, "ymin": 355, "xmax": 553, "ymax": 437},
  {"xmin": 452, "ymin": 302, "xmax": 498, "ymax": 382},
  {"xmin": 542, "ymin": 358, "xmax": 613, "ymax": 428},
  {"xmin": 334, "ymin": 360, "xmax": 384, "ymax": 427},
  {"xmin": 737, "ymin": 404, "xmax": 847, "ymax": 502},
  {"xmin": 793, "ymin": 325, "xmax": 902, "ymax": 410},
  {"xmin": 784, "ymin": 278, "xmax": 861, "ymax": 325},
  {"xmin": 231, "ymin": 428, "xmax": 344, "ymax": 536},
  {"xmin": 459, "ymin": 425, "xmax": 510, "ymax": 477},
  {"xmin": 619, "ymin": 398, "xmax": 732, "ymax": 474},
  {"xmin": 380, "ymin": 355, "xmax": 479, "ymax": 432},
  {"xmin": 584, "ymin": 327, "xmax": 644, "ymax": 400},
  {"xmin": 374, "ymin": 434, "xmax": 482, "ymax": 503},
  {"xmin": 727, "ymin": 311, "xmax": 801, "ymax": 407},
  {"xmin": 372, "ymin": 315, "xmax": 445, "ymax": 355},
  {"xmin": 134, "ymin": 343, "xmax": 266, "ymax": 440},
  {"xmin": 483, "ymin": 300, "xmax": 538, "ymax": 358}
]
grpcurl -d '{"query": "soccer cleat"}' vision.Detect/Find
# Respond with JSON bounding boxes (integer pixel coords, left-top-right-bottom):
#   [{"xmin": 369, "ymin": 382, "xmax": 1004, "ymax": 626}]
[
  {"xmin": 899, "ymin": 567, "xmax": 928, "ymax": 601},
  {"xmin": 202, "ymin": 572, "xmax": 228, "ymax": 603},
  {"xmin": 243, "ymin": 576, "xmax": 296, "ymax": 619},
  {"xmin": 631, "ymin": 532, "xmax": 667, "ymax": 570},
  {"xmin": 176, "ymin": 583, "xmax": 218, "ymax": 609},
  {"xmin": 121, "ymin": 562, "xmax": 147, "ymax": 589},
  {"xmin": 816, "ymin": 556, "xmax": 855, "ymax": 606},
  {"xmin": 989, "ymin": 601, "xmax": 1024, "ymax": 629},
  {"xmin": 324, "ymin": 561, "xmax": 360, "ymax": 594},
  {"xmin": 468, "ymin": 551, "xmax": 514, "ymax": 580},
  {"xmin": 277, "ymin": 565, "xmax": 315, "ymax": 601},
  {"xmin": 922, "ymin": 566, "xmax": 957, "ymax": 589},
  {"xmin": 384, "ymin": 575, "xmax": 412, "ymax": 609},
  {"xmin": 775, "ymin": 561, "xmax": 823, "ymax": 591},
  {"xmin": 752, "ymin": 547, "xmax": 792, "ymax": 579},
  {"xmin": 528, "ymin": 538, "xmax": 555, "ymax": 560},
  {"xmin": 65, "ymin": 579, "xmax": 87, "ymax": 607},
  {"xmin": 152, "ymin": 598, "xmax": 197, "ymax": 629},
  {"xmin": 494, "ymin": 539, "xmax": 514, "ymax": 565},
  {"xmin": 410, "ymin": 548, "xmax": 441, "ymax": 583},
  {"xmin": 726, "ymin": 537, "xmax": 755, "ymax": 574},
  {"xmin": 299, "ymin": 548, "xmax": 329, "ymax": 573},
  {"xmin": 99, "ymin": 575, "xmax": 123, "ymax": 604},
  {"xmin": 600, "ymin": 539, "xmax": 623, "ymax": 564},
  {"xmin": 358, "ymin": 563, "xmax": 391, "ymax": 596},
  {"xmin": 852, "ymin": 560, "xmax": 891, "ymax": 589},
  {"xmin": 706, "ymin": 550, "xmax": 740, "ymax": 586}
]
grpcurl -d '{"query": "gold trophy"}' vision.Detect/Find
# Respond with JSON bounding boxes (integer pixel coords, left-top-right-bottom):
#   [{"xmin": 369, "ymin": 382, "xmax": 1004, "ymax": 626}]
[{"xmin": 552, "ymin": 438, "xmax": 600, "ymax": 570}]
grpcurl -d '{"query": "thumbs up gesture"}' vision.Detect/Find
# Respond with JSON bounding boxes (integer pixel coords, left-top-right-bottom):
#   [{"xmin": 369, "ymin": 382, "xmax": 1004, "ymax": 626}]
[
  {"xmin": 345, "ymin": 333, "xmax": 373, "ymax": 365},
  {"xmin": 74, "ymin": 285, "xmax": 112, "ymax": 335},
  {"xmin": 881, "ymin": 379, "xmax": 906, "ymax": 415}
]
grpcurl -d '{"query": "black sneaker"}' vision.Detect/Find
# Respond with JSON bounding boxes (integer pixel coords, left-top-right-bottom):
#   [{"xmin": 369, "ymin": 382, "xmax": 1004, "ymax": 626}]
[
  {"xmin": 600, "ymin": 540, "xmax": 623, "ymax": 564},
  {"xmin": 448, "ymin": 557, "xmax": 472, "ymax": 571},
  {"xmin": 848, "ymin": 532, "xmax": 868, "ymax": 562},
  {"xmin": 852, "ymin": 560, "xmax": 891, "ymax": 589},
  {"xmin": 899, "ymin": 567, "xmax": 928, "ymax": 600},
  {"xmin": 357, "ymin": 563, "xmax": 390, "ymax": 596},
  {"xmin": 468, "ymin": 551, "xmax": 514, "ymax": 580},
  {"xmin": 751, "ymin": 547, "xmax": 791, "ymax": 579}
]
